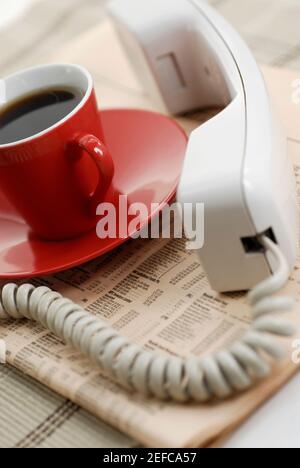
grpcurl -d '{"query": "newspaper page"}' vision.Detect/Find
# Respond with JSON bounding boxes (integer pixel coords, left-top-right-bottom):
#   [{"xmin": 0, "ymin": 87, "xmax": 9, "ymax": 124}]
[
  {"xmin": 0, "ymin": 20, "xmax": 300, "ymax": 448},
  {"xmin": 0, "ymin": 365, "xmax": 136, "ymax": 448},
  {"xmin": 210, "ymin": 0, "xmax": 300, "ymax": 70}
]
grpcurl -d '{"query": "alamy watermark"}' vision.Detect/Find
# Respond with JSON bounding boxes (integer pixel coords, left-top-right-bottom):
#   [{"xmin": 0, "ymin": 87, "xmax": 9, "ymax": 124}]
[
  {"xmin": 292, "ymin": 79, "xmax": 300, "ymax": 105},
  {"xmin": 291, "ymin": 339, "xmax": 300, "ymax": 364},
  {"xmin": 96, "ymin": 196, "xmax": 205, "ymax": 250},
  {"xmin": 0, "ymin": 340, "xmax": 6, "ymax": 364}
]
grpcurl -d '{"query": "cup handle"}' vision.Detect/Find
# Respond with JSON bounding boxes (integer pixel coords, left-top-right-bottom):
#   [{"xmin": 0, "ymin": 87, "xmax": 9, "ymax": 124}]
[{"xmin": 74, "ymin": 134, "xmax": 115, "ymax": 215}]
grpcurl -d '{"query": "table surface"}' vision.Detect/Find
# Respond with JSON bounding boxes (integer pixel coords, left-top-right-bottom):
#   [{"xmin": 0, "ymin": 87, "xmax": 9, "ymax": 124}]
[{"xmin": 0, "ymin": 0, "xmax": 300, "ymax": 449}]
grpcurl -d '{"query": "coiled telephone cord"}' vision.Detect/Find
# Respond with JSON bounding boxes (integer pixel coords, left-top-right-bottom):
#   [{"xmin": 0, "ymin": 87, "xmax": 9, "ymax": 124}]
[{"xmin": 0, "ymin": 236, "xmax": 296, "ymax": 402}]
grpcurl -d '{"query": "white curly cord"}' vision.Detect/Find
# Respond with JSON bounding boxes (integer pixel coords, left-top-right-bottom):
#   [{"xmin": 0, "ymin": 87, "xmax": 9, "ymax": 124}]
[{"xmin": 0, "ymin": 235, "xmax": 296, "ymax": 401}]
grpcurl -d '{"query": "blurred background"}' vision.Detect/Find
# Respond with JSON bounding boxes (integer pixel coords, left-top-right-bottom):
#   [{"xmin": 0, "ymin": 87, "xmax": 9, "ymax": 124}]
[{"xmin": 0, "ymin": 0, "xmax": 300, "ymax": 79}]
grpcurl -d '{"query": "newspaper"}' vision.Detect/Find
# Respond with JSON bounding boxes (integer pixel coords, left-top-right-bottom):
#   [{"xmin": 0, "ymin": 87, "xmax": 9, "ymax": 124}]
[
  {"xmin": 0, "ymin": 365, "xmax": 136, "ymax": 448},
  {"xmin": 210, "ymin": 0, "xmax": 300, "ymax": 70},
  {"xmin": 0, "ymin": 18, "xmax": 300, "ymax": 448}
]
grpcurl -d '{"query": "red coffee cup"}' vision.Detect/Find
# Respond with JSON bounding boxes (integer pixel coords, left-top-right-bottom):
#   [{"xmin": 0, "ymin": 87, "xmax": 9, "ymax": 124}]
[{"xmin": 0, "ymin": 63, "xmax": 114, "ymax": 240}]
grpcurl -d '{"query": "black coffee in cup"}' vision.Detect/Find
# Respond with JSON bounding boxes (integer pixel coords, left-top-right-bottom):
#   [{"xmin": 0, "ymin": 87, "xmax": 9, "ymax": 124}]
[{"xmin": 0, "ymin": 87, "xmax": 83, "ymax": 145}]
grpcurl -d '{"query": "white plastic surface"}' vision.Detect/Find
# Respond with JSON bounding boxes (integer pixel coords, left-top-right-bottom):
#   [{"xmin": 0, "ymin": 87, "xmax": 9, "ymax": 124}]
[{"xmin": 108, "ymin": 0, "xmax": 299, "ymax": 292}]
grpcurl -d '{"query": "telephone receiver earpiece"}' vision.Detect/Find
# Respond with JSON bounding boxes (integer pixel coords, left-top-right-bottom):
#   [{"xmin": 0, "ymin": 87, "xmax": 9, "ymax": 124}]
[{"xmin": 108, "ymin": 0, "xmax": 299, "ymax": 292}]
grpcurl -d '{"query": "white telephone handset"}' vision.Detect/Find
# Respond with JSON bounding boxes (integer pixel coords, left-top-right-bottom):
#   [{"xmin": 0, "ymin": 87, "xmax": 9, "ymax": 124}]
[
  {"xmin": 108, "ymin": 0, "xmax": 299, "ymax": 292},
  {"xmin": 0, "ymin": 0, "xmax": 299, "ymax": 402}
]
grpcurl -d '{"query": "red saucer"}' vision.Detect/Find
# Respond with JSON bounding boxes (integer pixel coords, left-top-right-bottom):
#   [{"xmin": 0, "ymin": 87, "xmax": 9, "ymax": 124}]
[{"xmin": 0, "ymin": 109, "xmax": 187, "ymax": 279}]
